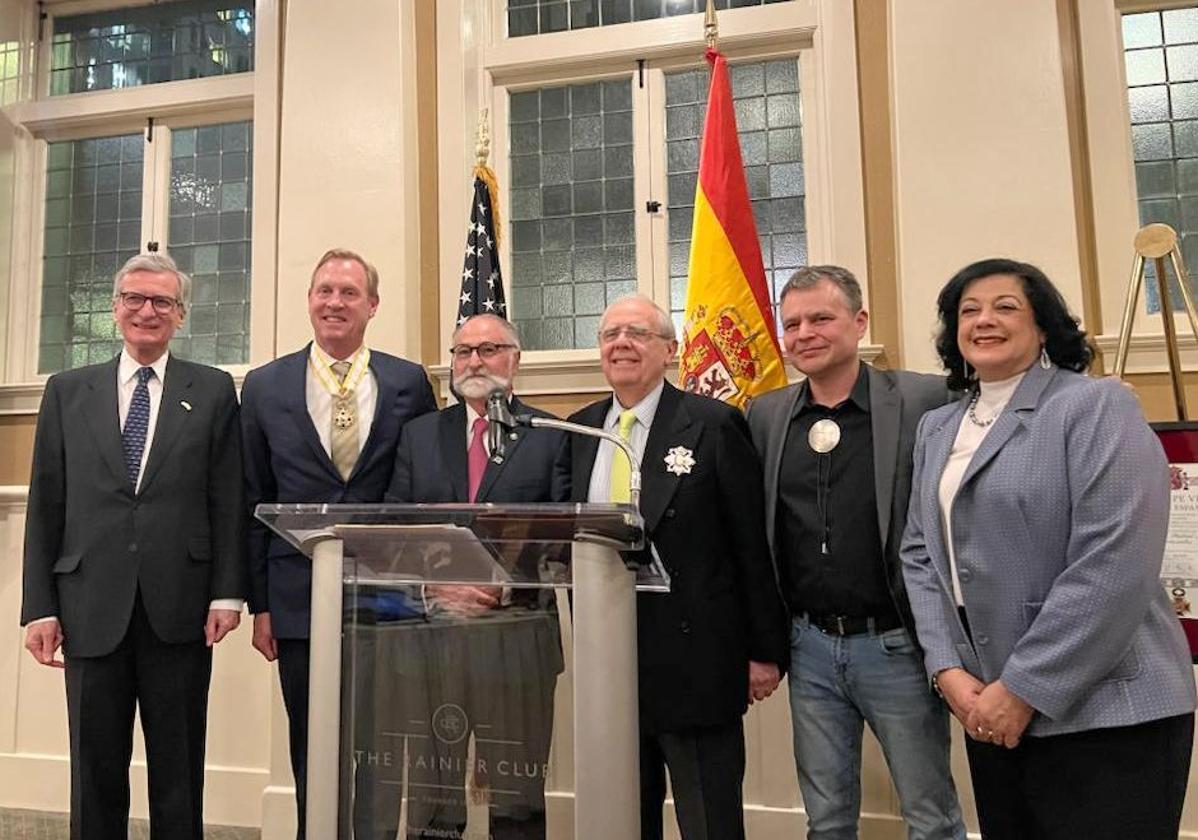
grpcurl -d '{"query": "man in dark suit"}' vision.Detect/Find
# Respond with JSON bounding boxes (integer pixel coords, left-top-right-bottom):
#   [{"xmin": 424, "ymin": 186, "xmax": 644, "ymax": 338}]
[
  {"xmin": 745, "ymin": 266, "xmax": 964, "ymax": 840},
  {"xmin": 22, "ymin": 252, "xmax": 246, "ymax": 840},
  {"xmin": 240, "ymin": 248, "xmax": 436, "ymax": 838},
  {"xmin": 566, "ymin": 294, "xmax": 788, "ymax": 840},
  {"xmin": 385, "ymin": 312, "xmax": 568, "ymax": 839}
]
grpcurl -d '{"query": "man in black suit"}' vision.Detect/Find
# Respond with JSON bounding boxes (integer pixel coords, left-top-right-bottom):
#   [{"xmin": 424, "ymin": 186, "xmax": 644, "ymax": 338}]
[
  {"xmin": 566, "ymin": 294, "xmax": 789, "ymax": 840},
  {"xmin": 240, "ymin": 248, "xmax": 436, "ymax": 838},
  {"xmin": 385, "ymin": 312, "xmax": 568, "ymax": 839},
  {"xmin": 22, "ymin": 252, "xmax": 246, "ymax": 840},
  {"xmin": 745, "ymin": 266, "xmax": 964, "ymax": 839}
]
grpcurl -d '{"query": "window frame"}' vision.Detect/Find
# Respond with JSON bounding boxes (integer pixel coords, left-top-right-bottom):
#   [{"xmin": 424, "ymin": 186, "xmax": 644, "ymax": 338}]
[
  {"xmin": 1078, "ymin": 0, "xmax": 1198, "ymax": 373},
  {"xmin": 0, "ymin": 0, "xmax": 279, "ymax": 407},
  {"xmin": 433, "ymin": 0, "xmax": 867, "ymax": 397}
]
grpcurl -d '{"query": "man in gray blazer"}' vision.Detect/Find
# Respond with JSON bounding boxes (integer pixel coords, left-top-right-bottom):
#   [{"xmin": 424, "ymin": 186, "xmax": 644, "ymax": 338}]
[
  {"xmin": 22, "ymin": 253, "xmax": 246, "ymax": 839},
  {"xmin": 746, "ymin": 266, "xmax": 964, "ymax": 840}
]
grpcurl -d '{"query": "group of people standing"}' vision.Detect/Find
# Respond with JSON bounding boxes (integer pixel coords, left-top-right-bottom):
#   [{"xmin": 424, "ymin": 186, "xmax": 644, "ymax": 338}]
[{"xmin": 19, "ymin": 246, "xmax": 1196, "ymax": 840}]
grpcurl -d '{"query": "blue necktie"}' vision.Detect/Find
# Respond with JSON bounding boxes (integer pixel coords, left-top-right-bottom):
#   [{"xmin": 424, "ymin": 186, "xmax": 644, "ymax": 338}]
[{"xmin": 122, "ymin": 366, "xmax": 154, "ymax": 487}]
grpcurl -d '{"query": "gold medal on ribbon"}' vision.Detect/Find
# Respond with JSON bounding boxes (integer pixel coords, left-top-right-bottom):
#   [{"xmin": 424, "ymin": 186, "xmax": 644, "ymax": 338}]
[{"xmin": 333, "ymin": 399, "xmax": 356, "ymax": 430}]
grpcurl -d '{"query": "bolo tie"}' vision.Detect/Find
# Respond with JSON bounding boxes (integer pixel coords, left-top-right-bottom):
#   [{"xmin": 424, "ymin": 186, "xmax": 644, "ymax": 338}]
[{"xmin": 807, "ymin": 417, "xmax": 841, "ymax": 555}]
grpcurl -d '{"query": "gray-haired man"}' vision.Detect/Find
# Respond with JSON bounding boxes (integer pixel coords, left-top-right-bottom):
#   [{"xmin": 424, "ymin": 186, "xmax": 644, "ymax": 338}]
[{"xmin": 22, "ymin": 252, "xmax": 246, "ymax": 838}]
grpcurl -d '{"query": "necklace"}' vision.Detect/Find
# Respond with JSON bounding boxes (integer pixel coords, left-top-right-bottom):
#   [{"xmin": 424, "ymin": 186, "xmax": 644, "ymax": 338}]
[{"xmin": 967, "ymin": 389, "xmax": 995, "ymax": 428}]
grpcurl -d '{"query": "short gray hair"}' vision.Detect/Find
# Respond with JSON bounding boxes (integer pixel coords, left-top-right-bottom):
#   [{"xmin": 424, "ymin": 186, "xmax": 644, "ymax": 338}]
[
  {"xmin": 780, "ymin": 265, "xmax": 863, "ymax": 313},
  {"xmin": 112, "ymin": 253, "xmax": 192, "ymax": 312},
  {"xmin": 602, "ymin": 293, "xmax": 676, "ymax": 340},
  {"xmin": 451, "ymin": 313, "xmax": 522, "ymax": 350}
]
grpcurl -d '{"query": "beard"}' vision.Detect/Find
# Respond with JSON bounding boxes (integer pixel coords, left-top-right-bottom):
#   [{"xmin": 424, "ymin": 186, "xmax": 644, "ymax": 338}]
[{"xmin": 455, "ymin": 371, "xmax": 512, "ymax": 402}]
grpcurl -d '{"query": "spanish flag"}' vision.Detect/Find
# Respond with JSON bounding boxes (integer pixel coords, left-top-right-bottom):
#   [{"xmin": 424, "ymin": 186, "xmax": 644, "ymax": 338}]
[{"xmin": 679, "ymin": 49, "xmax": 787, "ymax": 409}]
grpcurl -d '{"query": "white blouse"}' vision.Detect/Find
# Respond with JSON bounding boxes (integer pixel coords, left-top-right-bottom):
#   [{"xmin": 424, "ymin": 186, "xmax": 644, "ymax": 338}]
[{"xmin": 938, "ymin": 370, "xmax": 1026, "ymax": 605}]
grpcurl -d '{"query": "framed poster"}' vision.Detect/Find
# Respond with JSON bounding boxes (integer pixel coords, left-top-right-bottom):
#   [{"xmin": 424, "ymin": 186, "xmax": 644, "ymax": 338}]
[{"xmin": 1153, "ymin": 421, "xmax": 1198, "ymax": 661}]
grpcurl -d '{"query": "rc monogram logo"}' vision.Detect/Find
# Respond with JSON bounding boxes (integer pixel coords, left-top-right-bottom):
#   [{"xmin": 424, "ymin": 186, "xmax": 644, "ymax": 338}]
[{"xmin": 431, "ymin": 703, "xmax": 469, "ymax": 745}]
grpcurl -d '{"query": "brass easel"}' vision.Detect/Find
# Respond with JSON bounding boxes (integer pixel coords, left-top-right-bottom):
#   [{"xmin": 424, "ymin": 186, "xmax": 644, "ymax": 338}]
[{"xmin": 1113, "ymin": 223, "xmax": 1198, "ymax": 420}]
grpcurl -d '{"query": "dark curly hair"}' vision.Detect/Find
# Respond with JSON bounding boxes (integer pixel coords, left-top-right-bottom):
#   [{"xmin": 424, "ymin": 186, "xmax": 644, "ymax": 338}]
[{"xmin": 935, "ymin": 258, "xmax": 1092, "ymax": 391}]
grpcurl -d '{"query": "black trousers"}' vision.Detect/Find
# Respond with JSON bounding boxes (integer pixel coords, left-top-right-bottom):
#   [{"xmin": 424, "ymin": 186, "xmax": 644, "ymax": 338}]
[
  {"xmin": 64, "ymin": 591, "xmax": 212, "ymax": 840},
  {"xmin": 276, "ymin": 639, "xmax": 311, "ymax": 840},
  {"xmin": 965, "ymin": 711, "xmax": 1194, "ymax": 840},
  {"xmin": 640, "ymin": 719, "xmax": 746, "ymax": 840}
]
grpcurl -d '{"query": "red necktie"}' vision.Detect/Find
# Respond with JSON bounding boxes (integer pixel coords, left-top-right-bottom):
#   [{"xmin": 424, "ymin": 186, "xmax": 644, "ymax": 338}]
[{"xmin": 467, "ymin": 416, "xmax": 488, "ymax": 502}]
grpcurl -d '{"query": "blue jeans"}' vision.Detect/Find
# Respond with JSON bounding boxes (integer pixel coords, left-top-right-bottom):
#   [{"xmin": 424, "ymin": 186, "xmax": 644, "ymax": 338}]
[{"xmin": 788, "ymin": 617, "xmax": 965, "ymax": 840}]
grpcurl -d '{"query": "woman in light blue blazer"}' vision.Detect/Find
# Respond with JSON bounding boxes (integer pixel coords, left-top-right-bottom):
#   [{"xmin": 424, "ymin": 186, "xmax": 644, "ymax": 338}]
[{"xmin": 901, "ymin": 258, "xmax": 1195, "ymax": 839}]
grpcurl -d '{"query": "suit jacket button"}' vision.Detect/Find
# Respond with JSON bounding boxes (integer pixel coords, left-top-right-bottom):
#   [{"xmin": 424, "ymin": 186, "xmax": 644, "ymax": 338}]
[
  {"xmin": 975, "ymin": 634, "xmax": 988, "ymax": 645},
  {"xmin": 128, "ymin": 543, "xmax": 138, "ymax": 553},
  {"xmin": 664, "ymin": 509, "xmax": 675, "ymax": 518},
  {"xmin": 680, "ymin": 621, "xmax": 690, "ymax": 633}
]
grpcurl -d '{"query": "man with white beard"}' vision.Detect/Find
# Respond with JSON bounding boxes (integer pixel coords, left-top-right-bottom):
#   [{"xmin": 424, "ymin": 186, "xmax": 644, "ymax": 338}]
[{"xmin": 385, "ymin": 313, "xmax": 568, "ymax": 839}]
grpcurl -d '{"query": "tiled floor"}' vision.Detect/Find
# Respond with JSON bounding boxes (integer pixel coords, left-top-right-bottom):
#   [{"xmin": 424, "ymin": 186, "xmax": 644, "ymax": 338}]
[{"xmin": 0, "ymin": 808, "xmax": 260, "ymax": 839}]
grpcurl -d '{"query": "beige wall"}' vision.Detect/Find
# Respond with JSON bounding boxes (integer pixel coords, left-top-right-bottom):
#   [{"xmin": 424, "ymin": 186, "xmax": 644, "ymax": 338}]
[{"xmin": 1, "ymin": 0, "xmax": 1198, "ymax": 838}]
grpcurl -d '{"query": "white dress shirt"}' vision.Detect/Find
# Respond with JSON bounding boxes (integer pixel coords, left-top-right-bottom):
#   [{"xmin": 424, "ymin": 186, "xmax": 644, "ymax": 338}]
[
  {"xmin": 306, "ymin": 343, "xmax": 377, "ymax": 458},
  {"xmin": 939, "ymin": 370, "xmax": 1025, "ymax": 605},
  {"xmin": 587, "ymin": 379, "xmax": 665, "ymax": 503}
]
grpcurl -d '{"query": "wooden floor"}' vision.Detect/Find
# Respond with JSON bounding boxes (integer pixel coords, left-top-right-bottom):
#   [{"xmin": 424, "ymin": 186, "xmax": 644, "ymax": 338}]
[{"xmin": 0, "ymin": 808, "xmax": 259, "ymax": 839}]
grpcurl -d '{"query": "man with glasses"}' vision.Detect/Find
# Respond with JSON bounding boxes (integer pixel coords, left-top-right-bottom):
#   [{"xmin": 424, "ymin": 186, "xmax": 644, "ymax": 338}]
[
  {"xmin": 240, "ymin": 248, "xmax": 436, "ymax": 838},
  {"xmin": 22, "ymin": 252, "xmax": 246, "ymax": 838},
  {"xmin": 565, "ymin": 294, "xmax": 788, "ymax": 840},
  {"xmin": 385, "ymin": 312, "xmax": 568, "ymax": 839}
]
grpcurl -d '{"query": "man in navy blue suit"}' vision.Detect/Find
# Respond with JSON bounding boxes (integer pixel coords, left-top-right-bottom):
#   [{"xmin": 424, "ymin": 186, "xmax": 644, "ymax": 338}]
[{"xmin": 240, "ymin": 248, "xmax": 436, "ymax": 838}]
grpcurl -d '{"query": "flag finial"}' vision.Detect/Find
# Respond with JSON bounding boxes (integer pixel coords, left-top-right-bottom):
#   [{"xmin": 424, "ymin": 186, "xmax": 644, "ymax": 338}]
[
  {"xmin": 475, "ymin": 108, "xmax": 491, "ymax": 168},
  {"xmin": 704, "ymin": 0, "xmax": 718, "ymax": 51}
]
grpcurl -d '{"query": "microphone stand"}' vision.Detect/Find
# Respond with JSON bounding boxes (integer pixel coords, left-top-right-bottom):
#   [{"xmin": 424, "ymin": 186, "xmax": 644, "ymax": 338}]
[{"xmin": 484, "ymin": 389, "xmax": 642, "ymax": 510}]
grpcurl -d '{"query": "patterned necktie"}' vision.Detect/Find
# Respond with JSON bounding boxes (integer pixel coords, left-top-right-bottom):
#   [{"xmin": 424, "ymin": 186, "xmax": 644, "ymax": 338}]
[
  {"xmin": 122, "ymin": 366, "xmax": 154, "ymax": 488},
  {"xmin": 609, "ymin": 409, "xmax": 637, "ymax": 504},
  {"xmin": 467, "ymin": 416, "xmax": 489, "ymax": 502},
  {"xmin": 329, "ymin": 360, "xmax": 358, "ymax": 481}
]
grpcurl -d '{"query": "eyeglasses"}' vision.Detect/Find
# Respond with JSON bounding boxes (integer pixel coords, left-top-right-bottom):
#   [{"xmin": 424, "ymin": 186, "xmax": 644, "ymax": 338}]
[
  {"xmin": 598, "ymin": 325, "xmax": 670, "ymax": 345},
  {"xmin": 117, "ymin": 292, "xmax": 181, "ymax": 314},
  {"xmin": 449, "ymin": 342, "xmax": 518, "ymax": 361}
]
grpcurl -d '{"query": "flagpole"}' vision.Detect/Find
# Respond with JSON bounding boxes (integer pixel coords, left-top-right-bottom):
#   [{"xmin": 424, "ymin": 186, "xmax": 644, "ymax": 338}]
[{"xmin": 704, "ymin": 0, "xmax": 718, "ymax": 51}]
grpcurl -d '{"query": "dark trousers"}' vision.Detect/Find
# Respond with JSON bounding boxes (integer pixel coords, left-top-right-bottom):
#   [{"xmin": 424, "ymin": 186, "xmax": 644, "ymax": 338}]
[
  {"xmin": 639, "ymin": 720, "xmax": 746, "ymax": 840},
  {"xmin": 965, "ymin": 711, "xmax": 1194, "ymax": 840},
  {"xmin": 276, "ymin": 638, "xmax": 310, "ymax": 840},
  {"xmin": 64, "ymin": 591, "xmax": 212, "ymax": 840}
]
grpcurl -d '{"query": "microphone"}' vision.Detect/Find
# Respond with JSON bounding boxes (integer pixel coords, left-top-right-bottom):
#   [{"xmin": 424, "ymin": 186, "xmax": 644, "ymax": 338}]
[{"xmin": 485, "ymin": 389, "xmax": 513, "ymax": 460}]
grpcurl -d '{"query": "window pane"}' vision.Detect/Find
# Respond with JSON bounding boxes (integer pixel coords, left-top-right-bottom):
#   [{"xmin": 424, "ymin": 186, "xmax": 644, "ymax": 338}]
[
  {"xmin": 168, "ymin": 121, "xmax": 253, "ymax": 366},
  {"xmin": 39, "ymin": 134, "xmax": 143, "ymax": 374},
  {"xmin": 507, "ymin": 0, "xmax": 794, "ymax": 37},
  {"xmin": 665, "ymin": 58, "xmax": 805, "ymax": 330},
  {"xmin": 51, "ymin": 0, "xmax": 254, "ymax": 96},
  {"xmin": 508, "ymin": 79, "xmax": 635, "ymax": 349},
  {"xmin": 1123, "ymin": 8, "xmax": 1198, "ymax": 313}
]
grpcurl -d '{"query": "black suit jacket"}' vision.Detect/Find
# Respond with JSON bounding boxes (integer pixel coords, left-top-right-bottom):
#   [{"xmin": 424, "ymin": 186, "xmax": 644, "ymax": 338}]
[
  {"xmin": 241, "ymin": 344, "xmax": 436, "ymax": 639},
  {"xmin": 21, "ymin": 355, "xmax": 247, "ymax": 658},
  {"xmin": 568, "ymin": 382, "xmax": 788, "ymax": 735},
  {"xmin": 745, "ymin": 364, "xmax": 954, "ymax": 632},
  {"xmin": 385, "ymin": 397, "xmax": 569, "ymax": 505}
]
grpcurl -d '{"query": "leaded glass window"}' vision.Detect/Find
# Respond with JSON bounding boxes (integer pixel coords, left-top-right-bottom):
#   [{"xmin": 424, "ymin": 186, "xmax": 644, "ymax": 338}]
[
  {"xmin": 665, "ymin": 58, "xmax": 804, "ymax": 331},
  {"xmin": 40, "ymin": 134, "xmax": 144, "ymax": 373},
  {"xmin": 1123, "ymin": 7, "xmax": 1198, "ymax": 312},
  {"xmin": 509, "ymin": 79, "xmax": 636, "ymax": 349},
  {"xmin": 50, "ymin": 0, "xmax": 253, "ymax": 96},
  {"xmin": 168, "ymin": 121, "xmax": 253, "ymax": 366},
  {"xmin": 507, "ymin": 0, "xmax": 793, "ymax": 37},
  {"xmin": 0, "ymin": 40, "xmax": 20, "ymax": 105}
]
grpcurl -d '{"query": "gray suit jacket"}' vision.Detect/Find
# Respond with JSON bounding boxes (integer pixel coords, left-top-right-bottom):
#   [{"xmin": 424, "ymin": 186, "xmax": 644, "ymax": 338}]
[
  {"xmin": 746, "ymin": 363, "xmax": 953, "ymax": 631},
  {"xmin": 902, "ymin": 364, "xmax": 1196, "ymax": 736}
]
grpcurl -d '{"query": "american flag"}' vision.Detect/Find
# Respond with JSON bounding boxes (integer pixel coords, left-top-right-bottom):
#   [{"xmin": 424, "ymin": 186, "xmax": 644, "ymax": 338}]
[{"xmin": 457, "ymin": 171, "xmax": 507, "ymax": 325}]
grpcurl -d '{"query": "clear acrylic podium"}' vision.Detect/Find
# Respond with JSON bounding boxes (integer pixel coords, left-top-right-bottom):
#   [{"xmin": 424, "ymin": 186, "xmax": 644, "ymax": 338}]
[{"xmin": 257, "ymin": 503, "xmax": 666, "ymax": 840}]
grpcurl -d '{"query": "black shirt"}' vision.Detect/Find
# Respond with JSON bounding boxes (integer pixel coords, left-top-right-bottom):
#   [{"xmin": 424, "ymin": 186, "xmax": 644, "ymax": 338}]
[{"xmin": 776, "ymin": 365, "xmax": 897, "ymax": 620}]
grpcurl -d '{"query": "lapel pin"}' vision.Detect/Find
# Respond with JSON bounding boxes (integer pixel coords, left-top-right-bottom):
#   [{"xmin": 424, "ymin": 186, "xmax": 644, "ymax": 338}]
[
  {"xmin": 663, "ymin": 446, "xmax": 695, "ymax": 476},
  {"xmin": 508, "ymin": 432, "xmax": 518, "ymax": 440},
  {"xmin": 180, "ymin": 400, "xmax": 192, "ymax": 412}
]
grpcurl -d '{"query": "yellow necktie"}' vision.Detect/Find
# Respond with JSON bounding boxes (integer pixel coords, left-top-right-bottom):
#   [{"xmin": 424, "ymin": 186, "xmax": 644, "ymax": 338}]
[
  {"xmin": 609, "ymin": 409, "xmax": 637, "ymax": 504},
  {"xmin": 329, "ymin": 360, "xmax": 358, "ymax": 481}
]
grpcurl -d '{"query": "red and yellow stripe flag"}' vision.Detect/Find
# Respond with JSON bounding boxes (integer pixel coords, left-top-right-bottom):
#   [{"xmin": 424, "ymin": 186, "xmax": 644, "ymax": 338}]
[{"xmin": 679, "ymin": 49, "xmax": 787, "ymax": 409}]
